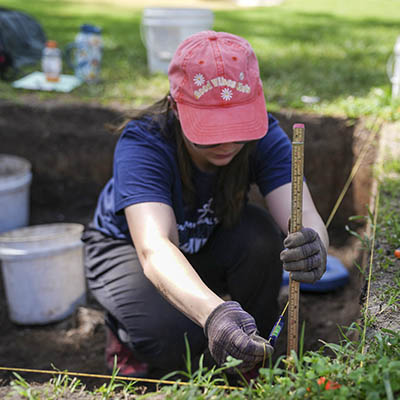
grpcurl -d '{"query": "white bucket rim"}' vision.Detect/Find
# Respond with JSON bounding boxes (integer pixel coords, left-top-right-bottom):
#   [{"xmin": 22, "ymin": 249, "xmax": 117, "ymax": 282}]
[
  {"xmin": 142, "ymin": 20, "xmax": 214, "ymax": 28},
  {"xmin": 0, "ymin": 154, "xmax": 31, "ymax": 181},
  {"xmin": 0, "ymin": 240, "xmax": 83, "ymax": 259},
  {"xmin": 142, "ymin": 8, "xmax": 214, "ymax": 18},
  {"xmin": 0, "ymin": 171, "xmax": 32, "ymax": 193},
  {"xmin": 0, "ymin": 223, "xmax": 84, "ymax": 243}
]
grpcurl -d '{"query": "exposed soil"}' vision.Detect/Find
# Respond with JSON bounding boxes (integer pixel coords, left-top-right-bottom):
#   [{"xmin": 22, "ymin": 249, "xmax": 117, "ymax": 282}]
[
  {"xmin": 0, "ymin": 240, "xmax": 363, "ymax": 393},
  {"xmin": 0, "ymin": 100, "xmax": 374, "ymax": 396}
]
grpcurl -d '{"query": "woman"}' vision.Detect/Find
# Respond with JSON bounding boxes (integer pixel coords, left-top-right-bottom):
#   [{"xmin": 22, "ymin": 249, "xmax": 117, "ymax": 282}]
[{"xmin": 82, "ymin": 30, "xmax": 329, "ymax": 377}]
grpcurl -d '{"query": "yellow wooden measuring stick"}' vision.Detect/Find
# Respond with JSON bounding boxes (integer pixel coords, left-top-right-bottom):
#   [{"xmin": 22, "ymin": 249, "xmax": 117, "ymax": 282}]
[{"xmin": 287, "ymin": 123, "xmax": 305, "ymax": 356}]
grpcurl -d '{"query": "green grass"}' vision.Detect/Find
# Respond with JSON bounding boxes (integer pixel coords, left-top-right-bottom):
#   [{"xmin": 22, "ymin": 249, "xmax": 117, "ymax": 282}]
[
  {"xmin": 5, "ymin": 327, "xmax": 400, "ymax": 399},
  {"xmin": 1, "ymin": 0, "xmax": 400, "ymax": 118}
]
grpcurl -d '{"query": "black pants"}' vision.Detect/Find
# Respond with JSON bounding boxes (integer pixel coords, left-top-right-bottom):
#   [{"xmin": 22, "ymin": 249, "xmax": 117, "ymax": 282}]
[{"xmin": 82, "ymin": 204, "xmax": 283, "ymax": 371}]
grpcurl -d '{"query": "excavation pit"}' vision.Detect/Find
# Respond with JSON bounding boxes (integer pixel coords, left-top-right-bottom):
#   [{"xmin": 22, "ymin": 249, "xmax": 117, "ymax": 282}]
[{"xmin": 0, "ymin": 100, "xmax": 376, "ymax": 380}]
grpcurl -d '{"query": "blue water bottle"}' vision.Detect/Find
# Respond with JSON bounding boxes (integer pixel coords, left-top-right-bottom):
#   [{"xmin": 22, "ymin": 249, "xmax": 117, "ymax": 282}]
[{"xmin": 66, "ymin": 24, "xmax": 103, "ymax": 83}]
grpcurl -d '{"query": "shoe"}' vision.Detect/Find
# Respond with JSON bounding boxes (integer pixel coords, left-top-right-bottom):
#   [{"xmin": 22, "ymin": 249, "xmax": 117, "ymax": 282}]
[
  {"xmin": 242, "ymin": 367, "xmax": 259, "ymax": 383},
  {"xmin": 105, "ymin": 326, "xmax": 149, "ymax": 378}
]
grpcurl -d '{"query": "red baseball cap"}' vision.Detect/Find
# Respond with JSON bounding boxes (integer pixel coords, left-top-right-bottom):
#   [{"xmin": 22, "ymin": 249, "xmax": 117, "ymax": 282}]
[{"xmin": 168, "ymin": 31, "xmax": 268, "ymax": 145}]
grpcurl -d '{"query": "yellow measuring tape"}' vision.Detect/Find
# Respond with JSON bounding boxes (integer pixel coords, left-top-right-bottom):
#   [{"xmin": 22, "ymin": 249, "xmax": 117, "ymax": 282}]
[
  {"xmin": 287, "ymin": 123, "xmax": 305, "ymax": 356},
  {"xmin": 284, "ymin": 118, "xmax": 381, "ymax": 356}
]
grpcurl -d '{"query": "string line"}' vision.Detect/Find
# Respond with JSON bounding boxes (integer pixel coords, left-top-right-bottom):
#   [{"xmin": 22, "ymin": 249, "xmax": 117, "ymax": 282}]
[
  {"xmin": 326, "ymin": 118, "xmax": 381, "ymax": 229},
  {"xmin": 0, "ymin": 366, "xmax": 242, "ymax": 391},
  {"xmin": 361, "ymin": 184, "xmax": 380, "ymax": 358}
]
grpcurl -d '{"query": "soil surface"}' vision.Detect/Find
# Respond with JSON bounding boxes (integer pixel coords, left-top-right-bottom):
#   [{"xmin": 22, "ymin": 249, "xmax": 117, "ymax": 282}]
[
  {"xmin": 0, "ymin": 237, "xmax": 363, "ymax": 394},
  {"xmin": 0, "ymin": 101, "xmax": 371, "ymax": 397},
  {"xmin": 0, "ymin": 202, "xmax": 364, "ymax": 399}
]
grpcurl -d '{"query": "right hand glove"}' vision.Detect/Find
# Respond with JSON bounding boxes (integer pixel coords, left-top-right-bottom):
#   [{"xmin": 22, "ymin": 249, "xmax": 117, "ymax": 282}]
[
  {"xmin": 280, "ymin": 227, "xmax": 327, "ymax": 283},
  {"xmin": 204, "ymin": 301, "xmax": 273, "ymax": 373}
]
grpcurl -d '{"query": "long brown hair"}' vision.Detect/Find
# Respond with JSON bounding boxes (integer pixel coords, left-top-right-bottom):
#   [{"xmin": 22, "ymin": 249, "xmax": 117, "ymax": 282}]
[{"xmin": 118, "ymin": 95, "xmax": 256, "ymax": 227}]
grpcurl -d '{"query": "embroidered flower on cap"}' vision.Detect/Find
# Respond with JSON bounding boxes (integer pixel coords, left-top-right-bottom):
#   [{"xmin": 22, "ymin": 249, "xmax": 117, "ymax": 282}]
[
  {"xmin": 193, "ymin": 73, "xmax": 205, "ymax": 87},
  {"xmin": 221, "ymin": 88, "xmax": 233, "ymax": 101}
]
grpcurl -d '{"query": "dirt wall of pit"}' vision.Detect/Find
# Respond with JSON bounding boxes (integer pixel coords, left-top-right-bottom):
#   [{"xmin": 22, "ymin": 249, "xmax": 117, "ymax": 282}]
[{"xmin": 0, "ymin": 100, "xmax": 376, "ymax": 240}]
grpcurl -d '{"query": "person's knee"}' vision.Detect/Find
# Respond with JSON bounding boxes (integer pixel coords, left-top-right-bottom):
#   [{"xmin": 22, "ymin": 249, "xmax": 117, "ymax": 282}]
[
  {"xmin": 240, "ymin": 205, "xmax": 284, "ymax": 257},
  {"xmin": 125, "ymin": 318, "xmax": 206, "ymax": 370}
]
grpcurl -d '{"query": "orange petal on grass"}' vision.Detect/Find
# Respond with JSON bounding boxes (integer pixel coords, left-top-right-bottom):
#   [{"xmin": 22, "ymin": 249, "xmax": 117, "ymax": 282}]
[
  {"xmin": 317, "ymin": 376, "xmax": 341, "ymax": 390},
  {"xmin": 317, "ymin": 377, "xmax": 326, "ymax": 385},
  {"xmin": 325, "ymin": 380, "xmax": 341, "ymax": 390}
]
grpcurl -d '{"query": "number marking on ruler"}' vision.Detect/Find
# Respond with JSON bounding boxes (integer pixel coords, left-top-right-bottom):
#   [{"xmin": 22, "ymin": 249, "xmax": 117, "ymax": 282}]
[{"xmin": 287, "ymin": 123, "xmax": 305, "ymax": 356}]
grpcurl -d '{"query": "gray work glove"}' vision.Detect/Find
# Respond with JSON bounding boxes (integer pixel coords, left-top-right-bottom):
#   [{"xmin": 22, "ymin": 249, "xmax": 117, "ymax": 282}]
[
  {"xmin": 204, "ymin": 301, "xmax": 273, "ymax": 373},
  {"xmin": 280, "ymin": 227, "xmax": 327, "ymax": 283}
]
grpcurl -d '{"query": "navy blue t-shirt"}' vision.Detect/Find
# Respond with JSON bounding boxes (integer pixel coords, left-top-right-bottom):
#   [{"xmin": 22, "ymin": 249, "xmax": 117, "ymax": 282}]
[{"xmin": 93, "ymin": 113, "xmax": 292, "ymax": 254}]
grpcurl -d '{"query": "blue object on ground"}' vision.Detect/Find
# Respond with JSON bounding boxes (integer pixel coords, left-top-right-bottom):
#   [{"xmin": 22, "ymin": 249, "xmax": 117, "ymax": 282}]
[{"xmin": 281, "ymin": 255, "xmax": 349, "ymax": 292}]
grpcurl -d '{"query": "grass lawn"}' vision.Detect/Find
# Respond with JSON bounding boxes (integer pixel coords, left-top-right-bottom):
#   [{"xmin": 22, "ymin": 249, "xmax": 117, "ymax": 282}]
[{"xmin": 1, "ymin": 0, "xmax": 400, "ymax": 118}]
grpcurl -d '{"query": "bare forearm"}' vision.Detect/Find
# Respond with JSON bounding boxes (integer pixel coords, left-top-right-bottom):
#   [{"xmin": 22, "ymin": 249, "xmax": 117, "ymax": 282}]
[
  {"xmin": 266, "ymin": 183, "xmax": 329, "ymax": 249},
  {"xmin": 139, "ymin": 240, "xmax": 224, "ymax": 327},
  {"xmin": 302, "ymin": 209, "xmax": 329, "ymax": 250}
]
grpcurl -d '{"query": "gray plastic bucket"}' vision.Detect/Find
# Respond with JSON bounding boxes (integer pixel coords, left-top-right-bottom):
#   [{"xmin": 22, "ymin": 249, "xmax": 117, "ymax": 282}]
[
  {"xmin": 0, "ymin": 154, "xmax": 32, "ymax": 233},
  {"xmin": 0, "ymin": 223, "xmax": 86, "ymax": 325},
  {"xmin": 141, "ymin": 8, "xmax": 214, "ymax": 74}
]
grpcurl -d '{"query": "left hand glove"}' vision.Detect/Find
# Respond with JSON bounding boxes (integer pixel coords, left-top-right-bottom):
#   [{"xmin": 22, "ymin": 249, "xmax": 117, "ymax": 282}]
[
  {"xmin": 280, "ymin": 227, "xmax": 327, "ymax": 283},
  {"xmin": 205, "ymin": 301, "xmax": 273, "ymax": 373}
]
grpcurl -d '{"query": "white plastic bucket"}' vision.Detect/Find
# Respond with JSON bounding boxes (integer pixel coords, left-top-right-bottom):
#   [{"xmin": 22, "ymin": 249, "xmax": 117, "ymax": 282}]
[
  {"xmin": 141, "ymin": 8, "xmax": 214, "ymax": 74},
  {"xmin": 0, "ymin": 154, "xmax": 32, "ymax": 233},
  {"xmin": 0, "ymin": 223, "xmax": 86, "ymax": 325}
]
